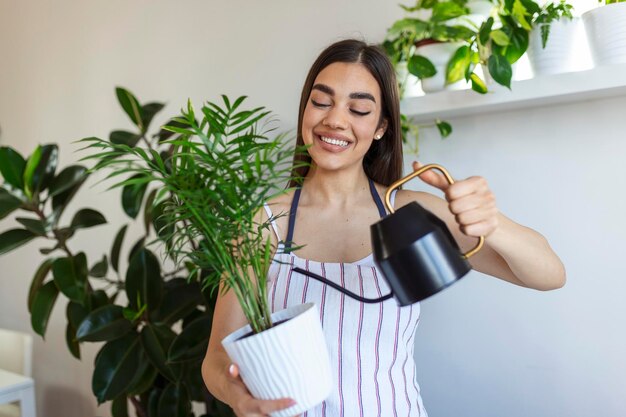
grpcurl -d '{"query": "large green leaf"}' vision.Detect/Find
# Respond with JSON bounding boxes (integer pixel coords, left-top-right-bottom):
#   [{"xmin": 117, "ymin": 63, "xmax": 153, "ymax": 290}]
[
  {"xmin": 157, "ymin": 383, "xmax": 190, "ymax": 417},
  {"xmin": 22, "ymin": 145, "xmax": 42, "ymax": 197},
  {"xmin": 487, "ymin": 54, "xmax": 513, "ymax": 89},
  {"xmin": 92, "ymin": 332, "xmax": 141, "ymax": 404},
  {"xmin": 48, "ymin": 165, "xmax": 88, "ymax": 197},
  {"xmin": 90, "ymin": 289, "xmax": 110, "ymax": 310},
  {"xmin": 407, "ymin": 55, "xmax": 437, "ymax": 79},
  {"xmin": 111, "ymin": 396, "xmax": 129, "ymax": 417},
  {"xmin": 125, "ymin": 248, "xmax": 162, "ymax": 311},
  {"xmin": 110, "ymin": 224, "xmax": 128, "ymax": 273},
  {"xmin": 445, "ymin": 45, "xmax": 471, "ymax": 84},
  {"xmin": 121, "ymin": 174, "xmax": 148, "ymax": 219},
  {"xmin": 0, "ymin": 187, "xmax": 22, "ymax": 219},
  {"xmin": 30, "ymin": 144, "xmax": 58, "ymax": 193},
  {"xmin": 52, "ymin": 253, "xmax": 88, "ymax": 304},
  {"xmin": 167, "ymin": 314, "xmax": 212, "ymax": 363},
  {"xmin": 28, "ymin": 259, "xmax": 54, "ymax": 312},
  {"xmin": 70, "ymin": 208, "xmax": 107, "ymax": 230},
  {"xmin": 470, "ymin": 73, "xmax": 488, "ymax": 94},
  {"xmin": 0, "ymin": 228, "xmax": 37, "ymax": 255},
  {"xmin": 152, "ymin": 280, "xmax": 202, "ymax": 325},
  {"xmin": 126, "ymin": 352, "xmax": 158, "ymax": 396},
  {"xmin": 431, "ymin": 1, "xmax": 469, "ymax": 22},
  {"xmin": 141, "ymin": 102, "xmax": 165, "ymax": 132},
  {"xmin": 66, "ymin": 321, "xmax": 81, "ymax": 359},
  {"xmin": 116, "ymin": 87, "xmax": 144, "ymax": 130},
  {"xmin": 16, "ymin": 217, "xmax": 47, "ymax": 236},
  {"xmin": 0, "ymin": 146, "xmax": 26, "ymax": 190},
  {"xmin": 140, "ymin": 324, "xmax": 177, "ymax": 382},
  {"xmin": 67, "ymin": 300, "xmax": 89, "ymax": 329},
  {"xmin": 76, "ymin": 305, "xmax": 133, "ymax": 342},
  {"xmin": 110, "ymin": 131, "xmax": 141, "ymax": 148},
  {"xmin": 31, "ymin": 281, "xmax": 59, "ymax": 337}
]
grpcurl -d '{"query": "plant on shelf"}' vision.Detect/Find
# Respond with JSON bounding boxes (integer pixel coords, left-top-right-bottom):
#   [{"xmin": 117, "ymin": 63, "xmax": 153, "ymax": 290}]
[
  {"xmin": 582, "ymin": 0, "xmax": 626, "ymax": 66},
  {"xmin": 532, "ymin": 0, "xmax": 574, "ymax": 48},
  {"xmin": 0, "ymin": 88, "xmax": 236, "ymax": 417}
]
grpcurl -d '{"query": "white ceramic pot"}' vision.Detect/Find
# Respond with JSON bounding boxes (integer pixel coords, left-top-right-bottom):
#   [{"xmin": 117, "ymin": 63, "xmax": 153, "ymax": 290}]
[
  {"xmin": 395, "ymin": 61, "xmax": 424, "ymax": 98},
  {"xmin": 222, "ymin": 303, "xmax": 332, "ymax": 417},
  {"xmin": 527, "ymin": 18, "xmax": 581, "ymax": 76},
  {"xmin": 583, "ymin": 2, "xmax": 626, "ymax": 66},
  {"xmin": 415, "ymin": 42, "xmax": 468, "ymax": 93}
]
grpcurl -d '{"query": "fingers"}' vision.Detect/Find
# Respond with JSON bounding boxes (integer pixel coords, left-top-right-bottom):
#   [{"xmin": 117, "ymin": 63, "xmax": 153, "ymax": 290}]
[
  {"xmin": 227, "ymin": 363, "xmax": 297, "ymax": 417},
  {"xmin": 412, "ymin": 161, "xmax": 450, "ymax": 191},
  {"xmin": 445, "ymin": 176, "xmax": 499, "ymax": 237}
]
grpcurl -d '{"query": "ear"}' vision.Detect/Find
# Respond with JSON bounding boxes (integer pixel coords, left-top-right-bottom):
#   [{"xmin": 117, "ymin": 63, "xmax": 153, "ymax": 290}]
[{"xmin": 374, "ymin": 119, "xmax": 388, "ymax": 140}]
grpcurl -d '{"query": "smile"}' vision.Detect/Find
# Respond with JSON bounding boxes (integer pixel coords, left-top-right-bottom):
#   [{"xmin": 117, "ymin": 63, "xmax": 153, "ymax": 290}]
[{"xmin": 319, "ymin": 136, "xmax": 350, "ymax": 147}]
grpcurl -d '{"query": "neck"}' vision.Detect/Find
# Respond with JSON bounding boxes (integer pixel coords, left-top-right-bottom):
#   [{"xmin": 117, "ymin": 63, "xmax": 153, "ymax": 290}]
[{"xmin": 300, "ymin": 163, "xmax": 371, "ymax": 207}]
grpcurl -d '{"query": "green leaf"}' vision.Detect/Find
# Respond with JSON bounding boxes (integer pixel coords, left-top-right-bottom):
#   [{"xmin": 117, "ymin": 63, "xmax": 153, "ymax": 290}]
[
  {"xmin": 90, "ymin": 289, "xmax": 110, "ymax": 310},
  {"xmin": 431, "ymin": 1, "xmax": 469, "ymax": 22},
  {"xmin": 67, "ymin": 300, "xmax": 89, "ymax": 330},
  {"xmin": 52, "ymin": 253, "xmax": 88, "ymax": 304},
  {"xmin": 121, "ymin": 175, "xmax": 148, "ymax": 219},
  {"xmin": 152, "ymin": 280, "xmax": 202, "ymax": 325},
  {"xmin": 28, "ymin": 259, "xmax": 54, "ymax": 312},
  {"xmin": 479, "ymin": 17, "xmax": 494, "ymax": 46},
  {"xmin": 116, "ymin": 87, "xmax": 144, "ymax": 130},
  {"xmin": 31, "ymin": 281, "xmax": 59, "ymax": 337},
  {"xmin": 0, "ymin": 146, "xmax": 26, "ymax": 190},
  {"xmin": 141, "ymin": 102, "xmax": 166, "ymax": 132},
  {"xmin": 143, "ymin": 189, "xmax": 157, "ymax": 236},
  {"xmin": 157, "ymin": 383, "xmax": 190, "ymax": 417},
  {"xmin": 15, "ymin": 217, "xmax": 47, "ymax": 236},
  {"xmin": 140, "ymin": 324, "xmax": 177, "ymax": 382},
  {"xmin": 111, "ymin": 396, "xmax": 129, "ymax": 417},
  {"xmin": 31, "ymin": 144, "xmax": 58, "ymax": 193},
  {"xmin": 512, "ymin": 0, "xmax": 532, "ymax": 30},
  {"xmin": 487, "ymin": 54, "xmax": 513, "ymax": 89},
  {"xmin": 110, "ymin": 131, "xmax": 141, "ymax": 148},
  {"xmin": 126, "ymin": 354, "xmax": 157, "ymax": 396},
  {"xmin": 70, "ymin": 208, "xmax": 107, "ymax": 230},
  {"xmin": 125, "ymin": 248, "xmax": 163, "ymax": 311},
  {"xmin": 0, "ymin": 187, "xmax": 22, "ymax": 220},
  {"xmin": 110, "ymin": 224, "xmax": 128, "ymax": 273},
  {"xmin": 48, "ymin": 165, "xmax": 88, "ymax": 197},
  {"xmin": 92, "ymin": 332, "xmax": 141, "ymax": 404},
  {"xmin": 76, "ymin": 305, "xmax": 133, "ymax": 342},
  {"xmin": 407, "ymin": 55, "xmax": 437, "ymax": 79},
  {"xmin": 167, "ymin": 314, "xmax": 212, "ymax": 363},
  {"xmin": 0, "ymin": 228, "xmax": 37, "ymax": 255},
  {"xmin": 445, "ymin": 45, "xmax": 471, "ymax": 84},
  {"xmin": 470, "ymin": 73, "xmax": 488, "ymax": 94},
  {"xmin": 490, "ymin": 30, "xmax": 511, "ymax": 46},
  {"xmin": 89, "ymin": 255, "xmax": 108, "ymax": 278},
  {"xmin": 66, "ymin": 321, "xmax": 81, "ymax": 359},
  {"xmin": 436, "ymin": 121, "xmax": 453, "ymax": 138},
  {"xmin": 23, "ymin": 145, "xmax": 42, "ymax": 197}
]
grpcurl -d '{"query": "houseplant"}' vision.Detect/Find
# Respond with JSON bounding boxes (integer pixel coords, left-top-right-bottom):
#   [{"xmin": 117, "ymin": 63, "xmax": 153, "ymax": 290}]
[
  {"xmin": 527, "ymin": 0, "xmax": 577, "ymax": 76},
  {"xmin": 80, "ymin": 93, "xmax": 333, "ymax": 416},
  {"xmin": 583, "ymin": 0, "xmax": 626, "ymax": 66},
  {"xmin": 0, "ymin": 88, "xmax": 235, "ymax": 417}
]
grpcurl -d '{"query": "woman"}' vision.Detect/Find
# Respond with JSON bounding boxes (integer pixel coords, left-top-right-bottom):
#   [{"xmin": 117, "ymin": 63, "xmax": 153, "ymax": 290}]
[{"xmin": 202, "ymin": 39, "xmax": 566, "ymax": 417}]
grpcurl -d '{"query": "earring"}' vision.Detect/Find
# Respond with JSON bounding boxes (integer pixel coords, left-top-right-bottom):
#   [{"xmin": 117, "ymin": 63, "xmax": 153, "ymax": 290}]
[{"xmin": 375, "ymin": 134, "xmax": 382, "ymax": 140}]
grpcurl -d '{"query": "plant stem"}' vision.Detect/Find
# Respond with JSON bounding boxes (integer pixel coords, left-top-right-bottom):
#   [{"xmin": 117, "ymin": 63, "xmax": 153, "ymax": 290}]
[{"xmin": 129, "ymin": 396, "xmax": 148, "ymax": 417}]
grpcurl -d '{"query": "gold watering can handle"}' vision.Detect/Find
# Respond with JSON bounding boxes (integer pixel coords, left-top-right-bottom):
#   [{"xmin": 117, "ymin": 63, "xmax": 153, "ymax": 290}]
[{"xmin": 384, "ymin": 163, "xmax": 484, "ymax": 259}]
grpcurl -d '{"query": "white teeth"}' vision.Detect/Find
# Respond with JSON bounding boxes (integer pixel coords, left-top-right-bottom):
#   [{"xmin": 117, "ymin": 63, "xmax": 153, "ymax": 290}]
[{"xmin": 320, "ymin": 136, "xmax": 349, "ymax": 147}]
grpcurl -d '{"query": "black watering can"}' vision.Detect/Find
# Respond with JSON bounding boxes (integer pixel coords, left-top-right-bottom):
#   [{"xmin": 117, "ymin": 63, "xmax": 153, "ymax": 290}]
[{"xmin": 291, "ymin": 164, "xmax": 484, "ymax": 306}]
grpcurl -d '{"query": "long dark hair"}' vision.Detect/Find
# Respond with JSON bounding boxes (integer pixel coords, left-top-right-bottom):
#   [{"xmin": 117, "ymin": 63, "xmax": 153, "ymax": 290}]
[{"xmin": 288, "ymin": 39, "xmax": 403, "ymax": 188}]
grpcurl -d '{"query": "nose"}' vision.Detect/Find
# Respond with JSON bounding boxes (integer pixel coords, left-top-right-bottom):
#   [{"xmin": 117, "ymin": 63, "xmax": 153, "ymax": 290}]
[{"xmin": 322, "ymin": 107, "xmax": 348, "ymax": 130}]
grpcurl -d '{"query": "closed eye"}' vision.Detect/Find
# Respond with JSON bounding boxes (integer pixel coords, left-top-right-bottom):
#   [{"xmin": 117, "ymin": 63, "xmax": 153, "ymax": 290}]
[
  {"xmin": 311, "ymin": 99, "xmax": 330, "ymax": 108},
  {"xmin": 351, "ymin": 109, "xmax": 371, "ymax": 116}
]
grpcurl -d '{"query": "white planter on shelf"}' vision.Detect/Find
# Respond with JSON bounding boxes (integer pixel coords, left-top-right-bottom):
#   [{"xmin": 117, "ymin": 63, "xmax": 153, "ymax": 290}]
[
  {"xmin": 396, "ymin": 61, "xmax": 424, "ymax": 98},
  {"xmin": 222, "ymin": 303, "xmax": 332, "ymax": 417},
  {"xmin": 527, "ymin": 18, "xmax": 581, "ymax": 76},
  {"xmin": 583, "ymin": 2, "xmax": 626, "ymax": 66},
  {"xmin": 415, "ymin": 42, "xmax": 468, "ymax": 93}
]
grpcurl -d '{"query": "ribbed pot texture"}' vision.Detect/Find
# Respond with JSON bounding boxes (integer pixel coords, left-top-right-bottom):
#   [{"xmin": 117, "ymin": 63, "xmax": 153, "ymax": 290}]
[
  {"xmin": 527, "ymin": 18, "xmax": 580, "ymax": 76},
  {"xmin": 221, "ymin": 303, "xmax": 332, "ymax": 417},
  {"xmin": 583, "ymin": 2, "xmax": 626, "ymax": 66}
]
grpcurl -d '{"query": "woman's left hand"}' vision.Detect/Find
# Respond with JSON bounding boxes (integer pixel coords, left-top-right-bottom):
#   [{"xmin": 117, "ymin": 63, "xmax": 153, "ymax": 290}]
[{"xmin": 412, "ymin": 161, "xmax": 499, "ymax": 238}]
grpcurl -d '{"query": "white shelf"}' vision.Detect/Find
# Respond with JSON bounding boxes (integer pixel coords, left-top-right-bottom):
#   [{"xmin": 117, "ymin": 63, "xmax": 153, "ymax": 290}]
[{"xmin": 400, "ymin": 64, "xmax": 626, "ymax": 122}]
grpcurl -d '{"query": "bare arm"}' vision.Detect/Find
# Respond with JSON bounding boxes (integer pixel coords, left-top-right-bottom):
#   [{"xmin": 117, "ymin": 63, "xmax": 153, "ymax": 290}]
[{"xmin": 395, "ymin": 162, "xmax": 566, "ymax": 291}]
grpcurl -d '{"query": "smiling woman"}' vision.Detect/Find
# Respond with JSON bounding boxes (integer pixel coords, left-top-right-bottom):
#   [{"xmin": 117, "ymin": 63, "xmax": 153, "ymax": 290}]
[{"xmin": 202, "ymin": 39, "xmax": 565, "ymax": 417}]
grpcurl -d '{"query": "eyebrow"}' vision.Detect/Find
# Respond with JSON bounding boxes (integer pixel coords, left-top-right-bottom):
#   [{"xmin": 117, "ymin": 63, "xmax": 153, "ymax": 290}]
[{"xmin": 312, "ymin": 83, "xmax": 376, "ymax": 103}]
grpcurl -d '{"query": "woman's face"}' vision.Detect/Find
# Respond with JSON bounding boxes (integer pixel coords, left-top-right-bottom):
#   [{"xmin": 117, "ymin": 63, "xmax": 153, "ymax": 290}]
[{"xmin": 301, "ymin": 62, "xmax": 387, "ymax": 173}]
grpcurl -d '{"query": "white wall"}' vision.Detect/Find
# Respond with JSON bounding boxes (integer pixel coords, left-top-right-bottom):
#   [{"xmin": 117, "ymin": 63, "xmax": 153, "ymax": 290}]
[{"xmin": 1, "ymin": 1, "xmax": 624, "ymax": 417}]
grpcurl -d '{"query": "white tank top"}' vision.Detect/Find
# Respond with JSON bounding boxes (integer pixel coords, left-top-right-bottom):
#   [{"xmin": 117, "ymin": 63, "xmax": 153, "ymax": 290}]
[{"xmin": 262, "ymin": 186, "xmax": 428, "ymax": 417}]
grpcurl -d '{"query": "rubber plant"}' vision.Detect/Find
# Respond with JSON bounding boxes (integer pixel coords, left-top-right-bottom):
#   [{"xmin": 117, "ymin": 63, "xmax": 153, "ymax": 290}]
[
  {"xmin": 79, "ymin": 94, "xmax": 308, "ymax": 336},
  {"xmin": 0, "ymin": 88, "xmax": 236, "ymax": 417}
]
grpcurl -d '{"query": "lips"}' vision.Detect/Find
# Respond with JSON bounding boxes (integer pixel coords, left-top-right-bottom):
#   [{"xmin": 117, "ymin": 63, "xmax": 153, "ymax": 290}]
[{"xmin": 315, "ymin": 134, "xmax": 351, "ymax": 152}]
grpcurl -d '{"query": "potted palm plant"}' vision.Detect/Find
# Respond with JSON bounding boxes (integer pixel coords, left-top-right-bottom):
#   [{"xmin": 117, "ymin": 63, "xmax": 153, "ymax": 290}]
[
  {"xmin": 81, "ymin": 95, "xmax": 332, "ymax": 417},
  {"xmin": 583, "ymin": 0, "xmax": 626, "ymax": 66}
]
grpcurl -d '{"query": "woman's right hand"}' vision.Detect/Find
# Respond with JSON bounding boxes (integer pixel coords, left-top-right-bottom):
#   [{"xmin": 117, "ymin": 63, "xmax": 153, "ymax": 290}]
[{"xmin": 226, "ymin": 364, "xmax": 298, "ymax": 417}]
